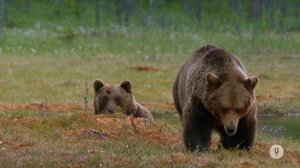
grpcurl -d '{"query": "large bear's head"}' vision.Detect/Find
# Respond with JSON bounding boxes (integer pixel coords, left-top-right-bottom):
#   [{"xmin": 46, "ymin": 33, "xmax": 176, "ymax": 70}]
[
  {"xmin": 204, "ymin": 72, "xmax": 258, "ymax": 136},
  {"xmin": 93, "ymin": 80, "xmax": 135, "ymax": 115}
]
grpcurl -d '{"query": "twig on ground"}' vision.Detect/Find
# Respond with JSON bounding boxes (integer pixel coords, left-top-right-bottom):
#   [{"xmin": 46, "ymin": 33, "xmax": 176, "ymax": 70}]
[
  {"xmin": 119, "ymin": 115, "xmax": 132, "ymax": 138},
  {"xmin": 89, "ymin": 129, "xmax": 108, "ymax": 139},
  {"xmin": 129, "ymin": 115, "xmax": 139, "ymax": 134},
  {"xmin": 140, "ymin": 118, "xmax": 159, "ymax": 128},
  {"xmin": 181, "ymin": 145, "xmax": 199, "ymax": 168},
  {"xmin": 44, "ymin": 101, "xmax": 49, "ymax": 113},
  {"xmin": 83, "ymin": 81, "xmax": 89, "ymax": 113},
  {"xmin": 42, "ymin": 101, "xmax": 49, "ymax": 118}
]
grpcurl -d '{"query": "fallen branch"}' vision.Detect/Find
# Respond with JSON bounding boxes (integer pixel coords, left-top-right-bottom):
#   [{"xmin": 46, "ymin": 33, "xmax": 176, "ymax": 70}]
[
  {"xmin": 141, "ymin": 118, "xmax": 158, "ymax": 128},
  {"xmin": 89, "ymin": 129, "xmax": 108, "ymax": 139}
]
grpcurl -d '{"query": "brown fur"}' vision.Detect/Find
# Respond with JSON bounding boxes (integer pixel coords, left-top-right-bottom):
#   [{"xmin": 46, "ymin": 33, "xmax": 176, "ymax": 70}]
[
  {"xmin": 93, "ymin": 80, "xmax": 154, "ymax": 121},
  {"xmin": 173, "ymin": 45, "xmax": 258, "ymax": 152}
]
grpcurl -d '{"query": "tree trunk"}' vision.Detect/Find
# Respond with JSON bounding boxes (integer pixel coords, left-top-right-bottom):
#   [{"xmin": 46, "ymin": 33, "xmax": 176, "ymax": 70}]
[
  {"xmin": 182, "ymin": 0, "xmax": 191, "ymax": 13},
  {"xmin": 24, "ymin": 0, "xmax": 30, "ymax": 13},
  {"xmin": 195, "ymin": 0, "xmax": 202, "ymax": 24},
  {"xmin": 0, "ymin": 0, "xmax": 6, "ymax": 40},
  {"xmin": 74, "ymin": 0, "xmax": 81, "ymax": 19},
  {"xmin": 279, "ymin": 0, "xmax": 287, "ymax": 30},
  {"xmin": 114, "ymin": 0, "xmax": 122, "ymax": 26},
  {"xmin": 294, "ymin": 1, "xmax": 300, "ymax": 30},
  {"xmin": 268, "ymin": 0, "xmax": 276, "ymax": 29},
  {"xmin": 250, "ymin": 0, "xmax": 262, "ymax": 22},
  {"xmin": 55, "ymin": 0, "xmax": 62, "ymax": 17},
  {"xmin": 159, "ymin": 0, "xmax": 166, "ymax": 29},
  {"xmin": 95, "ymin": 0, "xmax": 100, "ymax": 26}
]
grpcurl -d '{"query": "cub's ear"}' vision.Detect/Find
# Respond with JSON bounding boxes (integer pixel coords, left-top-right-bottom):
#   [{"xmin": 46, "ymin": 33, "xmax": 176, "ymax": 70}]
[
  {"xmin": 94, "ymin": 79, "xmax": 105, "ymax": 92},
  {"xmin": 120, "ymin": 80, "xmax": 132, "ymax": 93},
  {"xmin": 245, "ymin": 76, "xmax": 259, "ymax": 91},
  {"xmin": 206, "ymin": 72, "xmax": 221, "ymax": 86}
]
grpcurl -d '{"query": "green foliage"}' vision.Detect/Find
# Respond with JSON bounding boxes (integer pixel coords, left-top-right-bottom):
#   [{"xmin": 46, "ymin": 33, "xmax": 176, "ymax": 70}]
[{"xmin": 1, "ymin": 0, "xmax": 300, "ymax": 32}]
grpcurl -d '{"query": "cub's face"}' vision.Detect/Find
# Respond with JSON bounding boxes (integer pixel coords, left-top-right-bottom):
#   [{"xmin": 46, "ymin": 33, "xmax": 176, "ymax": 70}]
[
  {"xmin": 205, "ymin": 72, "xmax": 258, "ymax": 136},
  {"xmin": 93, "ymin": 80, "xmax": 132, "ymax": 115}
]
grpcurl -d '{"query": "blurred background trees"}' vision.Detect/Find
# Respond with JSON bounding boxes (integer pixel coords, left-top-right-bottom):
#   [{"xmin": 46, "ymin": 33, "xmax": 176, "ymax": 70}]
[{"xmin": 0, "ymin": 0, "xmax": 298, "ymax": 32}]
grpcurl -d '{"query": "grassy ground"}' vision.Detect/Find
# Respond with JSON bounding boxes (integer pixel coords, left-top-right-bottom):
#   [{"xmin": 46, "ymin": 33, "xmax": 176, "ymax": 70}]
[
  {"xmin": 0, "ymin": 105, "xmax": 299, "ymax": 167},
  {"xmin": 1, "ymin": 29, "xmax": 300, "ymax": 112},
  {"xmin": 0, "ymin": 29, "xmax": 300, "ymax": 167}
]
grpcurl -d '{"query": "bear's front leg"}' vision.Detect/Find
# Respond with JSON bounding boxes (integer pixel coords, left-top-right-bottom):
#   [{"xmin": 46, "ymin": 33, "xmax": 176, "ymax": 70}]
[
  {"xmin": 182, "ymin": 103, "xmax": 213, "ymax": 152},
  {"xmin": 183, "ymin": 123, "xmax": 212, "ymax": 152},
  {"xmin": 220, "ymin": 117, "xmax": 256, "ymax": 150}
]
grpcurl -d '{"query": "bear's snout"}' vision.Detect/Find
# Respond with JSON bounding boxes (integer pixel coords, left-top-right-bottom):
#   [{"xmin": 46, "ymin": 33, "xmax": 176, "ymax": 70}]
[
  {"xmin": 225, "ymin": 123, "xmax": 237, "ymax": 136},
  {"xmin": 105, "ymin": 101, "xmax": 117, "ymax": 114},
  {"xmin": 105, "ymin": 106, "xmax": 116, "ymax": 114},
  {"xmin": 106, "ymin": 108, "xmax": 114, "ymax": 114}
]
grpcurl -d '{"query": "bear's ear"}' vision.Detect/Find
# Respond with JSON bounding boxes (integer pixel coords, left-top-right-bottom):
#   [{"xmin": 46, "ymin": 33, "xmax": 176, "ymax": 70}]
[
  {"xmin": 244, "ymin": 76, "xmax": 259, "ymax": 91},
  {"xmin": 120, "ymin": 80, "xmax": 132, "ymax": 93},
  {"xmin": 206, "ymin": 72, "xmax": 221, "ymax": 87},
  {"xmin": 94, "ymin": 79, "xmax": 105, "ymax": 93}
]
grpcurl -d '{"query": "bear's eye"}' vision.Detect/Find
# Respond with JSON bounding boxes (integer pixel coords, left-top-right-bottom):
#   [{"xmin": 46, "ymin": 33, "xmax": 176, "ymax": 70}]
[
  {"xmin": 221, "ymin": 107, "xmax": 229, "ymax": 113},
  {"xmin": 114, "ymin": 96, "xmax": 122, "ymax": 105},
  {"xmin": 99, "ymin": 95, "xmax": 109, "ymax": 107},
  {"xmin": 236, "ymin": 108, "xmax": 243, "ymax": 113}
]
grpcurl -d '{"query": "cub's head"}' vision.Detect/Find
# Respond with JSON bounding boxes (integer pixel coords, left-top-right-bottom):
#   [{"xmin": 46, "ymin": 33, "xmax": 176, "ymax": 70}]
[
  {"xmin": 205, "ymin": 72, "xmax": 259, "ymax": 136},
  {"xmin": 93, "ymin": 80, "xmax": 133, "ymax": 115}
]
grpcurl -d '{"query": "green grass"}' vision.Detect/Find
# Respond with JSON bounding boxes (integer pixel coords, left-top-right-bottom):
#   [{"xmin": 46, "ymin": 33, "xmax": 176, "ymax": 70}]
[
  {"xmin": 0, "ymin": 26, "xmax": 300, "ymax": 167},
  {"xmin": 1, "ymin": 28, "xmax": 300, "ymax": 113}
]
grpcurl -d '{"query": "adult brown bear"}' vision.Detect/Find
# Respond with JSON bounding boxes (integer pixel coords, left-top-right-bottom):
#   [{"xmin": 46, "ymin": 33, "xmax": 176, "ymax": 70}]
[{"xmin": 173, "ymin": 45, "xmax": 258, "ymax": 152}]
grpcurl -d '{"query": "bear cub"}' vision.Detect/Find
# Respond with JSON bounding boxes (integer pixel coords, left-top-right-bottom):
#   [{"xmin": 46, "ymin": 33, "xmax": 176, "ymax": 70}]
[
  {"xmin": 93, "ymin": 79, "xmax": 154, "ymax": 122},
  {"xmin": 173, "ymin": 45, "xmax": 258, "ymax": 152}
]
